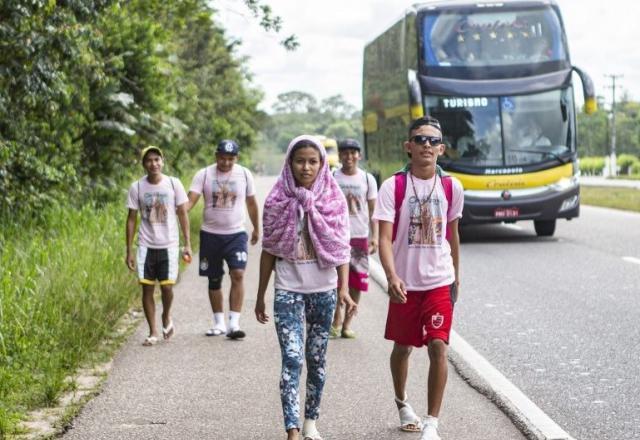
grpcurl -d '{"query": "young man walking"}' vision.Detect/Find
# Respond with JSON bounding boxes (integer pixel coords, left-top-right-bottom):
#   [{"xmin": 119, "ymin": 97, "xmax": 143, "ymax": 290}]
[
  {"xmin": 373, "ymin": 117, "xmax": 464, "ymax": 440},
  {"xmin": 330, "ymin": 138, "xmax": 378, "ymax": 338},
  {"xmin": 126, "ymin": 146, "xmax": 192, "ymax": 346},
  {"xmin": 188, "ymin": 140, "xmax": 259, "ymax": 339}
]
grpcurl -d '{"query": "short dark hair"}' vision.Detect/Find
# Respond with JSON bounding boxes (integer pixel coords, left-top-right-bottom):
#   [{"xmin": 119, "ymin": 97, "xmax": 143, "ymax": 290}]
[{"xmin": 408, "ymin": 116, "xmax": 442, "ymax": 137}]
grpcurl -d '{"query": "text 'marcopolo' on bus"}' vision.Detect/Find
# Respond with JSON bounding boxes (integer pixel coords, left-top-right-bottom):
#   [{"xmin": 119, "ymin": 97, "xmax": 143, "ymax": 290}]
[{"xmin": 363, "ymin": 0, "xmax": 597, "ymax": 237}]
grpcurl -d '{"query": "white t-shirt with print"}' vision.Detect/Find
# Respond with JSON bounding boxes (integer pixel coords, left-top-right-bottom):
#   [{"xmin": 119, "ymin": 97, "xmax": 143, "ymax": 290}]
[
  {"xmin": 274, "ymin": 213, "xmax": 338, "ymax": 293},
  {"xmin": 189, "ymin": 164, "xmax": 256, "ymax": 235},
  {"xmin": 333, "ymin": 168, "xmax": 378, "ymax": 239},
  {"xmin": 127, "ymin": 175, "xmax": 188, "ymax": 248},
  {"xmin": 372, "ymin": 173, "xmax": 464, "ymax": 291}
]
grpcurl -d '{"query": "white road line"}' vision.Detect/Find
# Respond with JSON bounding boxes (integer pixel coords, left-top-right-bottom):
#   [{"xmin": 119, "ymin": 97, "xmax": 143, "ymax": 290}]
[
  {"xmin": 369, "ymin": 259, "xmax": 575, "ymax": 440},
  {"xmin": 623, "ymin": 256, "xmax": 640, "ymax": 265}
]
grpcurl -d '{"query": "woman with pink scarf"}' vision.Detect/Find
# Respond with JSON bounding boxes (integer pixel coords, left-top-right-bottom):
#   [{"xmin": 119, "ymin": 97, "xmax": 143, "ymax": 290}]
[{"xmin": 256, "ymin": 135, "xmax": 357, "ymax": 440}]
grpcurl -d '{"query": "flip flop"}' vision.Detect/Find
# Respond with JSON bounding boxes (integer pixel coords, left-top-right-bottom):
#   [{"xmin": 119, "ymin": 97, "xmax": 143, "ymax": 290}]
[
  {"xmin": 226, "ymin": 329, "xmax": 246, "ymax": 340},
  {"xmin": 142, "ymin": 336, "xmax": 158, "ymax": 346},
  {"xmin": 162, "ymin": 320, "xmax": 175, "ymax": 340}
]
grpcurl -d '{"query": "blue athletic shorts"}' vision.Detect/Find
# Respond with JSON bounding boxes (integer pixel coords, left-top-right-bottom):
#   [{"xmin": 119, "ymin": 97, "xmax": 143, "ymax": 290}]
[{"xmin": 199, "ymin": 231, "xmax": 248, "ymax": 283}]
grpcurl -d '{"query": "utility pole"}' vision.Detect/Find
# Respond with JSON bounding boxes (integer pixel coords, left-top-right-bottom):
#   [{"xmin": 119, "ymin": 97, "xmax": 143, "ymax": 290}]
[{"xmin": 605, "ymin": 74, "xmax": 623, "ymax": 177}]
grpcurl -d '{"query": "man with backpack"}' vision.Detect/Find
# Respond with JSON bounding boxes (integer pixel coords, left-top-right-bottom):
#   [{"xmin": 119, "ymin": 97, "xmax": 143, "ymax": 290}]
[
  {"xmin": 125, "ymin": 145, "xmax": 192, "ymax": 346},
  {"xmin": 372, "ymin": 117, "xmax": 464, "ymax": 440},
  {"xmin": 187, "ymin": 140, "xmax": 260, "ymax": 339}
]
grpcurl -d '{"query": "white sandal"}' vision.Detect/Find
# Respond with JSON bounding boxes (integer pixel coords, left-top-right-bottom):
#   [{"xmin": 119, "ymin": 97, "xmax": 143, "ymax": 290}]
[
  {"xmin": 395, "ymin": 395, "xmax": 422, "ymax": 432},
  {"xmin": 162, "ymin": 320, "xmax": 175, "ymax": 340}
]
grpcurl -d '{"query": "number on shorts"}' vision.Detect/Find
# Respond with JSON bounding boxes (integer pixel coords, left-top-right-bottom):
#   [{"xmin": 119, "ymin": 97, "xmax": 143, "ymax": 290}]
[{"xmin": 235, "ymin": 251, "xmax": 247, "ymax": 262}]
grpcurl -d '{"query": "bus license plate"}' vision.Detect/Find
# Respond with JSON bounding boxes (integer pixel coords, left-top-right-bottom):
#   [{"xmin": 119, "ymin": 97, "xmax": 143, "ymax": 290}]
[{"xmin": 494, "ymin": 207, "xmax": 519, "ymax": 218}]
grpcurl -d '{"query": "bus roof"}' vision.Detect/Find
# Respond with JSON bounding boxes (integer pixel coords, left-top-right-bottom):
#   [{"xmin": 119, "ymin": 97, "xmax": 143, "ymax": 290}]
[{"xmin": 412, "ymin": 0, "xmax": 558, "ymax": 12}]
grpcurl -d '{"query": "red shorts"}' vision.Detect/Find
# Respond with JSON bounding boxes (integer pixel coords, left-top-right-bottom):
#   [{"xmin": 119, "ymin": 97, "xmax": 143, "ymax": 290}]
[
  {"xmin": 348, "ymin": 238, "xmax": 369, "ymax": 292},
  {"xmin": 384, "ymin": 285, "xmax": 454, "ymax": 347}
]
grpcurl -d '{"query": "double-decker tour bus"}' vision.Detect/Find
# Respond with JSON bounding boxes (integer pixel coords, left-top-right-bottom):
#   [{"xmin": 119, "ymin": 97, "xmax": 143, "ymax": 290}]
[{"xmin": 363, "ymin": 0, "xmax": 596, "ymax": 236}]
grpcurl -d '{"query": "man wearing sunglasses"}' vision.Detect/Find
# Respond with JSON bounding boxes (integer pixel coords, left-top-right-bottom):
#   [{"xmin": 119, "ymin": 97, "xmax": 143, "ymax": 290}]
[{"xmin": 373, "ymin": 116, "xmax": 464, "ymax": 440}]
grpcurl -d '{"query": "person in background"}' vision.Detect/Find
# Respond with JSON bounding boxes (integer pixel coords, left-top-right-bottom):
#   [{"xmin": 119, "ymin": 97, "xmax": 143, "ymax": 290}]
[
  {"xmin": 330, "ymin": 138, "xmax": 378, "ymax": 339},
  {"xmin": 187, "ymin": 140, "xmax": 260, "ymax": 339},
  {"xmin": 125, "ymin": 145, "xmax": 192, "ymax": 346}
]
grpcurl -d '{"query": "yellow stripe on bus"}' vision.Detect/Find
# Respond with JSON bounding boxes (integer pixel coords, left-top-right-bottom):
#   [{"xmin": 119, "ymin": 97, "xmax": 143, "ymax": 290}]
[{"xmin": 448, "ymin": 163, "xmax": 574, "ymax": 190}]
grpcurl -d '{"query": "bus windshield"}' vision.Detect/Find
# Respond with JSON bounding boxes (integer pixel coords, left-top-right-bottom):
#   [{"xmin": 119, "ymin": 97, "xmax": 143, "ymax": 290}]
[
  {"xmin": 426, "ymin": 88, "xmax": 574, "ymax": 167},
  {"xmin": 422, "ymin": 6, "xmax": 567, "ymax": 68}
]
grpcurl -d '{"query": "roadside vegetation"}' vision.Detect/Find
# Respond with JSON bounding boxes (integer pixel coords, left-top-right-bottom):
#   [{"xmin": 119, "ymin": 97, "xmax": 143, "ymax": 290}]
[
  {"xmin": 581, "ymin": 186, "xmax": 640, "ymax": 213},
  {"xmin": 0, "ymin": 1, "xmax": 289, "ymax": 436}
]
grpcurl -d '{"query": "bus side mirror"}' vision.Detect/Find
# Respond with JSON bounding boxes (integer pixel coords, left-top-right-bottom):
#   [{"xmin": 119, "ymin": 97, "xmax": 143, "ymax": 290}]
[{"xmin": 572, "ymin": 66, "xmax": 597, "ymax": 114}]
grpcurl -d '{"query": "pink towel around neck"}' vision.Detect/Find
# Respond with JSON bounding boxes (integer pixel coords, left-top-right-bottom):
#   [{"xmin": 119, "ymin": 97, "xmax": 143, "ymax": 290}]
[{"xmin": 262, "ymin": 135, "xmax": 350, "ymax": 269}]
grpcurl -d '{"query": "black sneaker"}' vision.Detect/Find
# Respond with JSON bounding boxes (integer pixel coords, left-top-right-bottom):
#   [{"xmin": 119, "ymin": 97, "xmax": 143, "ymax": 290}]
[{"xmin": 226, "ymin": 329, "xmax": 246, "ymax": 340}]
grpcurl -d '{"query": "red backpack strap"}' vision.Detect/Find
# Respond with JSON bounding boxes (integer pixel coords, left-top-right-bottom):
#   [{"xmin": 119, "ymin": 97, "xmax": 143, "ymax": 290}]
[
  {"xmin": 392, "ymin": 172, "xmax": 407, "ymax": 242},
  {"xmin": 441, "ymin": 175, "xmax": 453, "ymax": 241}
]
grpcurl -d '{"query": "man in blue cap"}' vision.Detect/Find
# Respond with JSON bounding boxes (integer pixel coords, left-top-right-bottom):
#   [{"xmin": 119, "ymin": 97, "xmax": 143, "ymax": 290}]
[{"xmin": 187, "ymin": 140, "xmax": 260, "ymax": 339}]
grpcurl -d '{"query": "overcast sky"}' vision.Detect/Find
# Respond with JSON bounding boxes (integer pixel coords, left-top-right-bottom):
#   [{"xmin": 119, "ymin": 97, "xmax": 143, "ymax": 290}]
[{"xmin": 216, "ymin": 0, "xmax": 638, "ymax": 112}]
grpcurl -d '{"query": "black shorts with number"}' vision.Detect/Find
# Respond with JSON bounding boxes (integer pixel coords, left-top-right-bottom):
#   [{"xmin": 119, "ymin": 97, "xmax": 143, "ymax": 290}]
[{"xmin": 199, "ymin": 231, "xmax": 248, "ymax": 282}]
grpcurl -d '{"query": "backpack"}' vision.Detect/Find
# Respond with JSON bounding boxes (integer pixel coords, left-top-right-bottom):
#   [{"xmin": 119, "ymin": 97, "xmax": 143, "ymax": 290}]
[{"xmin": 391, "ymin": 165, "xmax": 453, "ymax": 243}]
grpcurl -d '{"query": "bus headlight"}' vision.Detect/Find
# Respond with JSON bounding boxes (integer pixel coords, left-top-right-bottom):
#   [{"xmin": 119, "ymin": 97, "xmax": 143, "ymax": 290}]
[
  {"xmin": 550, "ymin": 176, "xmax": 578, "ymax": 191},
  {"xmin": 559, "ymin": 195, "xmax": 579, "ymax": 212}
]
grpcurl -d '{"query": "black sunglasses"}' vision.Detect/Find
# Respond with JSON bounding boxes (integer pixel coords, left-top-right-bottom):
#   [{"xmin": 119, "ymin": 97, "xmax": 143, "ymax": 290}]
[{"xmin": 410, "ymin": 135, "xmax": 442, "ymax": 146}]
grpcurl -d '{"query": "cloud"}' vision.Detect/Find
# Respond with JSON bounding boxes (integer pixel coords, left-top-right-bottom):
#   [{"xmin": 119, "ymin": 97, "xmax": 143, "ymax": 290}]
[{"xmin": 217, "ymin": 0, "xmax": 639, "ymax": 111}]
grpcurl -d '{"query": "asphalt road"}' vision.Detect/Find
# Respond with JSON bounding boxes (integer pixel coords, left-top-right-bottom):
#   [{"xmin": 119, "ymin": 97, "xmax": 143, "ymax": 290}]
[
  {"xmin": 62, "ymin": 176, "xmax": 525, "ymax": 440},
  {"xmin": 456, "ymin": 204, "xmax": 640, "ymax": 440}
]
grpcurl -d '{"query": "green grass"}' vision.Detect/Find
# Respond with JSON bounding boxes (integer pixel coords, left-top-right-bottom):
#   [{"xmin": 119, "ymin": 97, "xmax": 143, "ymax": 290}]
[
  {"xmin": 0, "ymin": 177, "xmax": 202, "ymax": 437},
  {"xmin": 581, "ymin": 186, "xmax": 640, "ymax": 213}
]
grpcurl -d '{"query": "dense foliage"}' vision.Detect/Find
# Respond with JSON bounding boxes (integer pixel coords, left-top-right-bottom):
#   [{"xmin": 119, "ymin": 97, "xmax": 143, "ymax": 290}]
[
  {"xmin": 260, "ymin": 91, "xmax": 363, "ymax": 153},
  {"xmin": 0, "ymin": 0, "xmax": 262, "ymax": 221}
]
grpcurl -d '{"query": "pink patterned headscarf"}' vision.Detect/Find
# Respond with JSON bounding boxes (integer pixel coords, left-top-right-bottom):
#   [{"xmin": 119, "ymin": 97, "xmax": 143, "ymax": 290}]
[{"xmin": 262, "ymin": 135, "xmax": 350, "ymax": 269}]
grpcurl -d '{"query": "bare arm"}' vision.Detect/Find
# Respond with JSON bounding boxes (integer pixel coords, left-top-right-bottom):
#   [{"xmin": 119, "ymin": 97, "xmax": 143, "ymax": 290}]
[
  {"xmin": 186, "ymin": 191, "xmax": 201, "ymax": 212},
  {"xmin": 125, "ymin": 209, "xmax": 138, "ymax": 271},
  {"xmin": 378, "ymin": 220, "xmax": 407, "ymax": 303},
  {"xmin": 337, "ymin": 262, "xmax": 357, "ymax": 317},
  {"xmin": 448, "ymin": 218, "xmax": 461, "ymax": 294},
  {"xmin": 246, "ymin": 195, "xmax": 260, "ymax": 245},
  {"xmin": 255, "ymin": 250, "xmax": 276, "ymax": 323},
  {"xmin": 367, "ymin": 198, "xmax": 378, "ymax": 254},
  {"xmin": 176, "ymin": 203, "xmax": 192, "ymax": 257}
]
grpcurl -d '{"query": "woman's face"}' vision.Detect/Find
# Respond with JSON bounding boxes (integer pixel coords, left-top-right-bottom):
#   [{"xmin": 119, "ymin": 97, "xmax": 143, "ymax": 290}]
[{"xmin": 291, "ymin": 146, "xmax": 322, "ymax": 189}]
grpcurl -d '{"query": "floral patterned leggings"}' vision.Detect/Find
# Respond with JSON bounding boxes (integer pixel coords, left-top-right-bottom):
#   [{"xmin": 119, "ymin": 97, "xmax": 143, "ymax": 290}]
[{"xmin": 273, "ymin": 289, "xmax": 337, "ymax": 431}]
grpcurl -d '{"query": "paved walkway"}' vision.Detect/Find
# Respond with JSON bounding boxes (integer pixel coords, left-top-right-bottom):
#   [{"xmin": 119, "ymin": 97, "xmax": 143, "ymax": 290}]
[{"xmin": 63, "ymin": 177, "xmax": 525, "ymax": 440}]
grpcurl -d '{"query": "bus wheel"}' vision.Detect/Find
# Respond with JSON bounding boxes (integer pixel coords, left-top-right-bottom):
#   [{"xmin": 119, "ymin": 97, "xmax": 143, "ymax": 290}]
[{"xmin": 534, "ymin": 220, "xmax": 556, "ymax": 237}]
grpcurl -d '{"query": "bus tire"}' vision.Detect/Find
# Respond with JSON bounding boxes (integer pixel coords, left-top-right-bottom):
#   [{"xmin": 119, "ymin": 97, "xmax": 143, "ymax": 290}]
[{"xmin": 534, "ymin": 220, "xmax": 556, "ymax": 237}]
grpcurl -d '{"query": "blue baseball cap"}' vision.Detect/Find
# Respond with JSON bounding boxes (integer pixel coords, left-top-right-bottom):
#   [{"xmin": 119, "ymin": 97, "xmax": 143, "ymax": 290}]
[
  {"xmin": 216, "ymin": 139, "xmax": 239, "ymax": 155},
  {"xmin": 338, "ymin": 138, "xmax": 361, "ymax": 151}
]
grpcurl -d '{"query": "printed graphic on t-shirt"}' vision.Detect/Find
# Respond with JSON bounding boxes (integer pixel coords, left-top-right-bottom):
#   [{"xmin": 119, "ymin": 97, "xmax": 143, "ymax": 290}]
[
  {"xmin": 296, "ymin": 215, "xmax": 317, "ymax": 261},
  {"xmin": 407, "ymin": 196, "xmax": 444, "ymax": 246},
  {"xmin": 211, "ymin": 181, "xmax": 238, "ymax": 209},
  {"xmin": 143, "ymin": 192, "xmax": 169, "ymax": 224},
  {"xmin": 340, "ymin": 184, "xmax": 364, "ymax": 216}
]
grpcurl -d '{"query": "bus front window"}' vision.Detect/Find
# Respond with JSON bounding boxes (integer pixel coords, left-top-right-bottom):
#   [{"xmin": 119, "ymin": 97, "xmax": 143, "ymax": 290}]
[
  {"xmin": 423, "ymin": 6, "xmax": 567, "ymax": 68},
  {"xmin": 426, "ymin": 89, "xmax": 574, "ymax": 168},
  {"xmin": 502, "ymin": 89, "xmax": 574, "ymax": 166}
]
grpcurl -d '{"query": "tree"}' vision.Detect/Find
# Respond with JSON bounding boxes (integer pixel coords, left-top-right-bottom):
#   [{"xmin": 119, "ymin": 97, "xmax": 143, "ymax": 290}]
[{"xmin": 272, "ymin": 91, "xmax": 319, "ymax": 114}]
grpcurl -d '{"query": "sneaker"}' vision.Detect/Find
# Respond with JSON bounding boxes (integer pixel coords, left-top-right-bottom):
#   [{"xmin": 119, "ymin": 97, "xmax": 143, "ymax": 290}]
[
  {"xmin": 205, "ymin": 327, "xmax": 225, "ymax": 336},
  {"xmin": 329, "ymin": 325, "xmax": 341, "ymax": 339},
  {"xmin": 420, "ymin": 417, "xmax": 441, "ymax": 440},
  {"xmin": 341, "ymin": 328, "xmax": 356, "ymax": 339},
  {"xmin": 226, "ymin": 328, "xmax": 246, "ymax": 340}
]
